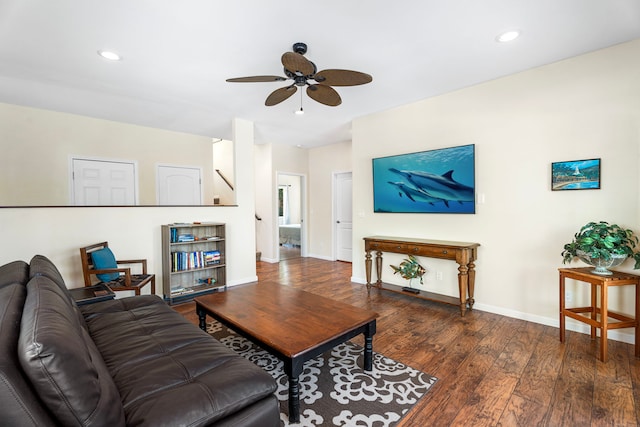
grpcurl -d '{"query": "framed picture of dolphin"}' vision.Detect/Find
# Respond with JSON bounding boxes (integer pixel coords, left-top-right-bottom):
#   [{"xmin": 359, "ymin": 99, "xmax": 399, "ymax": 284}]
[{"xmin": 372, "ymin": 144, "xmax": 475, "ymax": 214}]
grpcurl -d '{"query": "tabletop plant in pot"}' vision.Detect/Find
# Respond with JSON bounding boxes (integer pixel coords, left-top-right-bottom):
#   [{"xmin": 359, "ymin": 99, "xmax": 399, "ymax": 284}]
[
  {"xmin": 390, "ymin": 254, "xmax": 426, "ymax": 294},
  {"xmin": 561, "ymin": 221, "xmax": 640, "ymax": 275}
]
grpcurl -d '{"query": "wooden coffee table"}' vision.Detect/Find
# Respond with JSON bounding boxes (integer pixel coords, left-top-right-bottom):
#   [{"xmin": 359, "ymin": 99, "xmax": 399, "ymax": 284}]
[{"xmin": 195, "ymin": 282, "xmax": 378, "ymax": 423}]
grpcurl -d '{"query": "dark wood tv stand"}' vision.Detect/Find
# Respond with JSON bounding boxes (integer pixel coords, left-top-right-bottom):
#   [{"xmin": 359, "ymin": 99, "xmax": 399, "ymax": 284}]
[{"xmin": 363, "ymin": 236, "xmax": 480, "ymax": 316}]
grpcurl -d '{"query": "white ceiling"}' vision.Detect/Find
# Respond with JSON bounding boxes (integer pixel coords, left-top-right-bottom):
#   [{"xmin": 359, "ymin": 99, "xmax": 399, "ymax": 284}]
[{"xmin": 1, "ymin": 1, "xmax": 639, "ymax": 147}]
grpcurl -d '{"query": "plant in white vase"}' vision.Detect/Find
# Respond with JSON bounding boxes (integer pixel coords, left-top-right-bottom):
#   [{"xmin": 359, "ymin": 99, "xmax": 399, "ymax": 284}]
[{"xmin": 561, "ymin": 221, "xmax": 640, "ymax": 275}]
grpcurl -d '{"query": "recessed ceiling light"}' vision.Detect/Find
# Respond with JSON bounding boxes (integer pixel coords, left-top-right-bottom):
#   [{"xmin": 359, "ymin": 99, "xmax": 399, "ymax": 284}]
[
  {"xmin": 97, "ymin": 50, "xmax": 121, "ymax": 61},
  {"xmin": 496, "ymin": 30, "xmax": 521, "ymax": 43}
]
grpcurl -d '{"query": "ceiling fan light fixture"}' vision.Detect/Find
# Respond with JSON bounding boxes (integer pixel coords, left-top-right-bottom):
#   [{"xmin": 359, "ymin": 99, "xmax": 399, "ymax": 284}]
[
  {"xmin": 227, "ymin": 42, "xmax": 371, "ymax": 108},
  {"xmin": 98, "ymin": 50, "xmax": 122, "ymax": 61},
  {"xmin": 496, "ymin": 30, "xmax": 521, "ymax": 43}
]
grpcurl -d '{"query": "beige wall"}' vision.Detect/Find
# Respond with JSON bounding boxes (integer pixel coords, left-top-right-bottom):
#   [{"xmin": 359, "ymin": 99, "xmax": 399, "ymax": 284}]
[
  {"xmin": 308, "ymin": 141, "xmax": 352, "ymax": 259},
  {"xmin": 212, "ymin": 138, "xmax": 235, "ymax": 205},
  {"xmin": 0, "ymin": 103, "xmax": 216, "ymax": 206},
  {"xmin": 352, "ymin": 39, "xmax": 640, "ymax": 343},
  {"xmin": 254, "ymin": 143, "xmax": 275, "ymax": 261},
  {"xmin": 0, "ymin": 118, "xmax": 257, "ymax": 295},
  {"xmin": 254, "ymin": 143, "xmax": 309, "ymax": 262}
]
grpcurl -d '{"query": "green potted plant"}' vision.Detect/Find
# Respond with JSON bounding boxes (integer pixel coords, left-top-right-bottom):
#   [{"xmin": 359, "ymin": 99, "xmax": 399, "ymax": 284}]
[
  {"xmin": 390, "ymin": 254, "xmax": 426, "ymax": 294},
  {"xmin": 561, "ymin": 221, "xmax": 640, "ymax": 275}
]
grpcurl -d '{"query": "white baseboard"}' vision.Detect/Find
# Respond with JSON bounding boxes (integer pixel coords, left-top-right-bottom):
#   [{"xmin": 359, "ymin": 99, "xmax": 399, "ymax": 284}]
[
  {"xmin": 473, "ymin": 301, "xmax": 635, "ymax": 345},
  {"xmin": 306, "ymin": 253, "xmax": 334, "ymax": 261},
  {"xmin": 351, "ymin": 275, "xmax": 635, "ymax": 345},
  {"xmin": 227, "ymin": 276, "xmax": 258, "ymax": 287}
]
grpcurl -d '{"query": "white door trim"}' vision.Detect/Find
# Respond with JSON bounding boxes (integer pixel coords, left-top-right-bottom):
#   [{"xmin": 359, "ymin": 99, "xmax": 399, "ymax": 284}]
[{"xmin": 69, "ymin": 155, "xmax": 139, "ymax": 205}]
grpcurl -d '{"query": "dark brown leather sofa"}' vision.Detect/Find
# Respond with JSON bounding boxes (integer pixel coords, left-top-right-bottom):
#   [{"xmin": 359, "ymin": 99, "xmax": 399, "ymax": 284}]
[{"xmin": 0, "ymin": 255, "xmax": 279, "ymax": 426}]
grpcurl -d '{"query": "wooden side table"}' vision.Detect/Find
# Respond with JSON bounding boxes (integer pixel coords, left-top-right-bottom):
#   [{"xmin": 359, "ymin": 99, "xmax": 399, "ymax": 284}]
[
  {"xmin": 559, "ymin": 267, "xmax": 640, "ymax": 362},
  {"xmin": 69, "ymin": 283, "xmax": 115, "ymax": 306}
]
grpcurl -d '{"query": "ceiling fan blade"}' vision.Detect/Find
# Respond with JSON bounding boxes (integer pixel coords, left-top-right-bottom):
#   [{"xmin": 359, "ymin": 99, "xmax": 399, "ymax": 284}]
[
  {"xmin": 282, "ymin": 52, "xmax": 315, "ymax": 76},
  {"xmin": 314, "ymin": 69, "xmax": 373, "ymax": 86},
  {"xmin": 226, "ymin": 75, "xmax": 287, "ymax": 83},
  {"xmin": 265, "ymin": 85, "xmax": 297, "ymax": 106},
  {"xmin": 306, "ymin": 85, "xmax": 342, "ymax": 106}
]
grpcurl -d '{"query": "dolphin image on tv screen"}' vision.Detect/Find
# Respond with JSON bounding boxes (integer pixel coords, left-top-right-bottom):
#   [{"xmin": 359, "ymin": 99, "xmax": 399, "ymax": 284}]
[{"xmin": 389, "ymin": 168, "xmax": 474, "ymax": 203}]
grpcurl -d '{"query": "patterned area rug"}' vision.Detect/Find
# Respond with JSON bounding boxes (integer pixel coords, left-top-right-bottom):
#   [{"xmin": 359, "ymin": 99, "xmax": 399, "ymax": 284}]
[{"xmin": 207, "ymin": 321, "xmax": 437, "ymax": 427}]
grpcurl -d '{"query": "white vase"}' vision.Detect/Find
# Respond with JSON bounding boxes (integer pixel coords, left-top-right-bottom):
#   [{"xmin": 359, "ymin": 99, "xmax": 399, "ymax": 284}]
[{"xmin": 576, "ymin": 250, "xmax": 627, "ymax": 276}]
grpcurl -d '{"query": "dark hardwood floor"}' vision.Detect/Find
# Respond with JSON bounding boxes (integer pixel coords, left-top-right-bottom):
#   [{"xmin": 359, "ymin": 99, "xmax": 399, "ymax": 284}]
[{"xmin": 174, "ymin": 257, "xmax": 640, "ymax": 426}]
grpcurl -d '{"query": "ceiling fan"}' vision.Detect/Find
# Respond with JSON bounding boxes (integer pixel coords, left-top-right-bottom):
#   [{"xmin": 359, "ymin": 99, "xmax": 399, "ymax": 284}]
[{"xmin": 226, "ymin": 42, "xmax": 372, "ymax": 107}]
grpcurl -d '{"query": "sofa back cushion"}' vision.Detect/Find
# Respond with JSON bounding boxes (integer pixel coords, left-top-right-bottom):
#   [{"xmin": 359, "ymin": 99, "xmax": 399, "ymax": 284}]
[
  {"xmin": 0, "ymin": 281, "xmax": 56, "ymax": 426},
  {"xmin": 28, "ymin": 254, "xmax": 86, "ymax": 326},
  {"xmin": 18, "ymin": 275, "xmax": 125, "ymax": 427},
  {"xmin": 29, "ymin": 255, "xmax": 68, "ymax": 292},
  {"xmin": 0, "ymin": 260, "xmax": 29, "ymax": 289}
]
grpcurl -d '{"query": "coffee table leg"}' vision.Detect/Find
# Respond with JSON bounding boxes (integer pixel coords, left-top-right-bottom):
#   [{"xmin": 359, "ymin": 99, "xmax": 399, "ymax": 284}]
[
  {"xmin": 364, "ymin": 320, "xmax": 377, "ymax": 371},
  {"xmin": 196, "ymin": 306, "xmax": 207, "ymax": 332},
  {"xmin": 285, "ymin": 358, "xmax": 304, "ymax": 423},
  {"xmin": 289, "ymin": 376, "xmax": 300, "ymax": 423}
]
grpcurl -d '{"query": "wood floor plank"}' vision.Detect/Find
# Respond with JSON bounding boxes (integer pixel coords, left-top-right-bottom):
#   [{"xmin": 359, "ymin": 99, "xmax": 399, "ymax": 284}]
[
  {"xmin": 498, "ymin": 393, "xmax": 549, "ymax": 426},
  {"xmin": 449, "ymin": 320, "xmax": 541, "ymax": 426},
  {"xmin": 592, "ymin": 339, "xmax": 636, "ymax": 426},
  {"xmin": 512, "ymin": 326, "xmax": 565, "ymax": 408},
  {"xmin": 547, "ymin": 331, "xmax": 596, "ymax": 426},
  {"xmin": 172, "ymin": 258, "xmax": 640, "ymax": 427}
]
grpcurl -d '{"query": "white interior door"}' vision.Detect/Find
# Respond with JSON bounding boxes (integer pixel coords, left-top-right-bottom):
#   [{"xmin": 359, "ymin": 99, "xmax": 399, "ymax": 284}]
[
  {"xmin": 71, "ymin": 158, "xmax": 136, "ymax": 205},
  {"xmin": 157, "ymin": 165, "xmax": 202, "ymax": 205},
  {"xmin": 335, "ymin": 172, "xmax": 353, "ymax": 262}
]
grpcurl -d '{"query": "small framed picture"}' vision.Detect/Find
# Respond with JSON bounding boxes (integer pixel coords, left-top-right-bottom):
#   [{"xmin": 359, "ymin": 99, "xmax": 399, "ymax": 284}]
[{"xmin": 551, "ymin": 158, "xmax": 601, "ymax": 191}]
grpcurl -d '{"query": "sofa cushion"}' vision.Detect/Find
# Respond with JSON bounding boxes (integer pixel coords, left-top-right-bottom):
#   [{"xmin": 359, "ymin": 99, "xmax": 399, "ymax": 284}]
[
  {"xmin": 0, "ymin": 282, "xmax": 57, "ymax": 426},
  {"xmin": 81, "ymin": 296, "xmax": 278, "ymax": 426},
  {"xmin": 18, "ymin": 275, "xmax": 125, "ymax": 427},
  {"xmin": 29, "ymin": 254, "xmax": 87, "ymax": 329},
  {"xmin": 90, "ymin": 247, "xmax": 120, "ymax": 282},
  {"xmin": 0, "ymin": 260, "xmax": 29, "ymax": 289}
]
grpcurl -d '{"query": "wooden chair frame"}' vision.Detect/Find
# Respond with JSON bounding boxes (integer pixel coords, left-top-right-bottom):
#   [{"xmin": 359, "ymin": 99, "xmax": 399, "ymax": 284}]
[{"xmin": 79, "ymin": 242, "xmax": 156, "ymax": 296}]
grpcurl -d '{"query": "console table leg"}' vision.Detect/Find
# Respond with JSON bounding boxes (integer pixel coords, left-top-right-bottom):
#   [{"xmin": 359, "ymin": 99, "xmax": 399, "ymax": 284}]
[
  {"xmin": 468, "ymin": 261, "xmax": 476, "ymax": 309},
  {"xmin": 375, "ymin": 251, "xmax": 383, "ymax": 287},
  {"xmin": 457, "ymin": 263, "xmax": 469, "ymax": 316},
  {"xmin": 365, "ymin": 250, "xmax": 372, "ymax": 290}
]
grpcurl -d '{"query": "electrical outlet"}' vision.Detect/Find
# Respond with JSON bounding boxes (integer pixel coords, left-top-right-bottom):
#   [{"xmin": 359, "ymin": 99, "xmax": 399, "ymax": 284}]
[{"xmin": 436, "ymin": 271, "xmax": 443, "ymax": 281}]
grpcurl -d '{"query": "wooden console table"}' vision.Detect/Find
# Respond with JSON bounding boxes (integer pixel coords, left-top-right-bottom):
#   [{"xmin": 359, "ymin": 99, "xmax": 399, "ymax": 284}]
[
  {"xmin": 364, "ymin": 236, "xmax": 479, "ymax": 316},
  {"xmin": 559, "ymin": 267, "xmax": 639, "ymax": 362}
]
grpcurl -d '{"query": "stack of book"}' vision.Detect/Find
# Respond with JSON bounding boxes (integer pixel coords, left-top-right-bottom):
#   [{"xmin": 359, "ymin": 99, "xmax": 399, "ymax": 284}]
[{"xmin": 169, "ymin": 229, "xmax": 197, "ymax": 243}]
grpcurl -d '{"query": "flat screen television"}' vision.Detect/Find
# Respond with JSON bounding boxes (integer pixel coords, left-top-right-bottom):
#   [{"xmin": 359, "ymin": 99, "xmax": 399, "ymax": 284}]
[{"xmin": 372, "ymin": 144, "xmax": 476, "ymax": 214}]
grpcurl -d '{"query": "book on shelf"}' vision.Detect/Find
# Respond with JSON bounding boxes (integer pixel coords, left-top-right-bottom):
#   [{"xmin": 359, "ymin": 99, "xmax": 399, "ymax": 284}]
[
  {"xmin": 177, "ymin": 234, "xmax": 195, "ymax": 242},
  {"xmin": 171, "ymin": 250, "xmax": 221, "ymax": 272},
  {"xmin": 203, "ymin": 250, "xmax": 221, "ymax": 266}
]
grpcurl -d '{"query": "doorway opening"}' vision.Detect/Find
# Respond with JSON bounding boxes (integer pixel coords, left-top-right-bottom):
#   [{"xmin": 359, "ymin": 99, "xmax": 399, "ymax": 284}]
[{"xmin": 276, "ymin": 172, "xmax": 306, "ymax": 261}]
